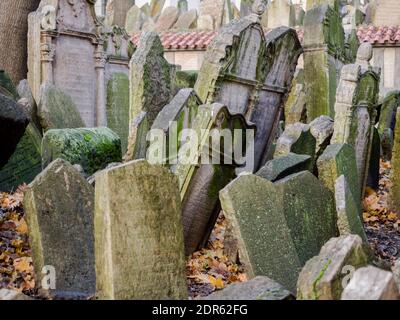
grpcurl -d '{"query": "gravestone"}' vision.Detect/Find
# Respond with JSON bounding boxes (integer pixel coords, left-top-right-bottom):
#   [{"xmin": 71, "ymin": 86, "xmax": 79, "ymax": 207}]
[
  {"xmin": 197, "ymin": 14, "xmax": 215, "ymax": 30},
  {"xmin": 173, "ymin": 9, "xmax": 198, "ymax": 29},
  {"xmin": 178, "ymin": 0, "xmax": 188, "ymax": 13},
  {"xmin": 284, "ymin": 69, "xmax": 307, "ymax": 125},
  {"xmin": 0, "ymin": 123, "xmax": 42, "ymax": 192},
  {"xmin": 341, "ymin": 266, "xmax": 400, "ymax": 300},
  {"xmin": 220, "ymin": 171, "xmax": 338, "ymax": 292},
  {"xmin": 38, "ymin": 84, "xmax": 85, "ymax": 132},
  {"xmin": 155, "ymin": 6, "xmax": 180, "ymax": 31},
  {"xmin": 195, "ymin": 7, "xmax": 302, "ymax": 170},
  {"xmin": 297, "ymin": 235, "xmax": 369, "ymax": 300},
  {"xmin": 24, "ymin": 159, "xmax": 95, "ymax": 298},
  {"xmin": 267, "ymin": 0, "xmax": 295, "ymax": 28},
  {"xmin": 369, "ymin": 0, "xmax": 400, "ymax": 27},
  {"xmin": 42, "ymin": 127, "xmax": 122, "ymax": 176},
  {"xmin": 306, "ymin": 0, "xmax": 337, "ymax": 10},
  {"xmin": 367, "ymin": 127, "xmax": 380, "ymax": 190},
  {"xmin": 331, "ymin": 43, "xmax": 380, "ymax": 195},
  {"xmin": 390, "ymin": 108, "xmax": 400, "ymax": 213},
  {"xmin": 106, "ymin": 73, "xmax": 130, "ymax": 153},
  {"xmin": 335, "ymin": 175, "xmax": 367, "ymax": 240},
  {"xmin": 0, "ymin": 94, "xmax": 29, "ymax": 169},
  {"xmin": 256, "ymin": 153, "xmax": 312, "ymax": 182},
  {"xmin": 126, "ymin": 32, "xmax": 174, "ymax": 160},
  {"xmin": 28, "ymin": 0, "xmax": 131, "ymax": 127},
  {"xmin": 310, "ymin": 115, "xmax": 334, "ymax": 157},
  {"xmin": 105, "ymin": 0, "xmax": 135, "ymax": 27},
  {"xmin": 94, "ymin": 160, "xmax": 187, "ymax": 300},
  {"xmin": 199, "ymin": 0, "xmax": 226, "ymax": 29},
  {"xmin": 378, "ymin": 91, "xmax": 400, "ymax": 138},
  {"xmin": 304, "ymin": 1, "xmax": 348, "ymax": 121},
  {"xmin": 125, "ymin": 5, "xmax": 142, "ymax": 34},
  {"xmin": 150, "ymin": 0, "xmax": 166, "ymax": 18}
]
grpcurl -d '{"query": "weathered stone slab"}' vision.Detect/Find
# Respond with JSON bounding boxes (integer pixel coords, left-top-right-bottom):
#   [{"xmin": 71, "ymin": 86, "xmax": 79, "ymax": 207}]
[
  {"xmin": 125, "ymin": 5, "xmax": 142, "ymax": 34},
  {"xmin": 390, "ymin": 108, "xmax": 400, "ymax": 212},
  {"xmin": 341, "ymin": 266, "xmax": 400, "ymax": 300},
  {"xmin": 106, "ymin": 73, "xmax": 129, "ymax": 153},
  {"xmin": 94, "ymin": 160, "xmax": 187, "ymax": 300},
  {"xmin": 126, "ymin": 32, "xmax": 173, "ymax": 160},
  {"xmin": 256, "ymin": 153, "xmax": 312, "ymax": 182},
  {"xmin": 24, "ymin": 159, "xmax": 95, "ymax": 298},
  {"xmin": 331, "ymin": 44, "xmax": 380, "ymax": 195},
  {"xmin": 220, "ymin": 171, "xmax": 338, "ymax": 292},
  {"xmin": 274, "ymin": 123, "xmax": 316, "ymax": 168},
  {"xmin": 0, "ymin": 289, "xmax": 32, "ymax": 301},
  {"xmin": 378, "ymin": 91, "xmax": 400, "ymax": 137},
  {"xmin": 195, "ymin": 8, "xmax": 302, "ymax": 170},
  {"xmin": 367, "ymin": 127, "xmax": 381, "ymax": 190},
  {"xmin": 105, "ymin": 0, "xmax": 135, "ymax": 27},
  {"xmin": 309, "ymin": 115, "xmax": 334, "ymax": 157},
  {"xmin": 202, "ymin": 276, "xmax": 294, "ymax": 300},
  {"xmin": 0, "ymin": 123, "xmax": 42, "ymax": 192},
  {"xmin": 284, "ymin": 69, "xmax": 306, "ymax": 125},
  {"xmin": 17, "ymin": 79, "xmax": 40, "ymax": 128},
  {"xmin": 317, "ymin": 143, "xmax": 360, "ymax": 202},
  {"xmin": 0, "ymin": 93, "xmax": 29, "ymax": 169},
  {"xmin": 173, "ymin": 9, "xmax": 198, "ymax": 29},
  {"xmin": 199, "ymin": 0, "xmax": 226, "ymax": 29},
  {"xmin": 42, "ymin": 127, "xmax": 122, "ymax": 176},
  {"xmin": 156, "ymin": 6, "xmax": 179, "ymax": 31},
  {"xmin": 150, "ymin": 0, "xmax": 166, "ymax": 18},
  {"xmin": 38, "ymin": 84, "xmax": 85, "ymax": 132},
  {"xmin": 267, "ymin": 0, "xmax": 295, "ymax": 28},
  {"xmin": 297, "ymin": 235, "xmax": 370, "ymax": 300},
  {"xmin": 335, "ymin": 175, "xmax": 367, "ymax": 240}
]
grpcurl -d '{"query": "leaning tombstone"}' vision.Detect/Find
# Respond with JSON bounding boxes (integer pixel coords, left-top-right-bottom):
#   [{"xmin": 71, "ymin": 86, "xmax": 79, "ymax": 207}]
[
  {"xmin": 304, "ymin": 1, "xmax": 349, "ymax": 121},
  {"xmin": 24, "ymin": 159, "xmax": 95, "ymax": 299},
  {"xmin": 173, "ymin": 9, "xmax": 198, "ymax": 29},
  {"xmin": 331, "ymin": 43, "xmax": 380, "ymax": 195},
  {"xmin": 105, "ymin": 0, "xmax": 135, "ymax": 28},
  {"xmin": 220, "ymin": 171, "xmax": 338, "ymax": 292},
  {"xmin": 309, "ymin": 115, "xmax": 334, "ymax": 158},
  {"xmin": 125, "ymin": 5, "xmax": 143, "ymax": 34},
  {"xmin": 155, "ymin": 6, "xmax": 180, "ymax": 31},
  {"xmin": 195, "ymin": 4, "xmax": 302, "ymax": 170},
  {"xmin": 42, "ymin": 127, "xmax": 122, "ymax": 176},
  {"xmin": 94, "ymin": 160, "xmax": 187, "ymax": 300},
  {"xmin": 126, "ymin": 32, "xmax": 174, "ymax": 160},
  {"xmin": 297, "ymin": 235, "xmax": 370, "ymax": 300}
]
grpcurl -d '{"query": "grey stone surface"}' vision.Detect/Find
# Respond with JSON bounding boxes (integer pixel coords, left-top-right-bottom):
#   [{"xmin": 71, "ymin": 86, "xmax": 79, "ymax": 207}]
[
  {"xmin": 155, "ymin": 6, "xmax": 179, "ymax": 31},
  {"xmin": 0, "ymin": 289, "xmax": 32, "ymax": 301},
  {"xmin": 309, "ymin": 115, "xmax": 334, "ymax": 157}
]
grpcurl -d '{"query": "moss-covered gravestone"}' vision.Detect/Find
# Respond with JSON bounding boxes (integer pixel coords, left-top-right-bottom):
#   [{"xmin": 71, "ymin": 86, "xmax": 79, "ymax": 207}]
[
  {"xmin": 38, "ymin": 84, "xmax": 85, "ymax": 132},
  {"xmin": 94, "ymin": 160, "xmax": 187, "ymax": 300},
  {"xmin": 0, "ymin": 123, "xmax": 42, "ymax": 192},
  {"xmin": 24, "ymin": 159, "xmax": 95, "ymax": 298},
  {"xmin": 367, "ymin": 127, "xmax": 381, "ymax": 190},
  {"xmin": 390, "ymin": 108, "xmax": 400, "ymax": 213},
  {"xmin": 0, "ymin": 93, "xmax": 29, "ymax": 170},
  {"xmin": 220, "ymin": 171, "xmax": 338, "ymax": 292},
  {"xmin": 127, "ymin": 32, "xmax": 174, "ymax": 160},
  {"xmin": 331, "ymin": 43, "xmax": 380, "ymax": 195},
  {"xmin": 378, "ymin": 91, "xmax": 400, "ymax": 136},
  {"xmin": 106, "ymin": 73, "xmax": 130, "ymax": 153},
  {"xmin": 297, "ymin": 235, "xmax": 370, "ymax": 300},
  {"xmin": 42, "ymin": 127, "xmax": 122, "ymax": 176},
  {"xmin": 303, "ymin": 2, "xmax": 348, "ymax": 121}
]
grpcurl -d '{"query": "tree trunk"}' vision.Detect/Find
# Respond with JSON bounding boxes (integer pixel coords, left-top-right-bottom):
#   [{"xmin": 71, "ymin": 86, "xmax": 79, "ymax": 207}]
[{"xmin": 0, "ymin": 0, "xmax": 41, "ymax": 85}]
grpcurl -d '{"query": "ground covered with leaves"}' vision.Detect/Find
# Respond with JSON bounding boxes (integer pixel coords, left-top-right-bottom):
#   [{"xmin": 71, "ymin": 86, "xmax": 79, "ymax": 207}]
[{"xmin": 0, "ymin": 160, "xmax": 399, "ymax": 299}]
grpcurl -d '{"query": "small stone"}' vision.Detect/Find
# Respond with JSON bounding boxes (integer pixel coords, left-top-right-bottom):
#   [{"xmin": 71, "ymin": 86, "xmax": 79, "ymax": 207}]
[{"xmin": 0, "ymin": 289, "xmax": 32, "ymax": 300}]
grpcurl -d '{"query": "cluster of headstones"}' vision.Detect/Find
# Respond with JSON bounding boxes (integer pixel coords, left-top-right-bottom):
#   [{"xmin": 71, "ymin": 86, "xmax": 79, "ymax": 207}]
[{"xmin": 1, "ymin": 0, "xmax": 400, "ymax": 300}]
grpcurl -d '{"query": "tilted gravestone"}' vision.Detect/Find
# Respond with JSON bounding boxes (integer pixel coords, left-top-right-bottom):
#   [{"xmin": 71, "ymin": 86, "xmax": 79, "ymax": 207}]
[
  {"xmin": 303, "ymin": 1, "xmax": 349, "ymax": 121},
  {"xmin": 173, "ymin": 9, "xmax": 198, "ymax": 30},
  {"xmin": 331, "ymin": 43, "xmax": 380, "ymax": 196},
  {"xmin": 105, "ymin": 0, "xmax": 135, "ymax": 28},
  {"xmin": 94, "ymin": 160, "xmax": 187, "ymax": 300},
  {"xmin": 0, "ymin": 94, "xmax": 29, "ymax": 169},
  {"xmin": 24, "ymin": 159, "xmax": 95, "ymax": 298},
  {"xmin": 126, "ymin": 32, "xmax": 174, "ymax": 160},
  {"xmin": 125, "ymin": 5, "xmax": 142, "ymax": 34},
  {"xmin": 220, "ymin": 171, "xmax": 338, "ymax": 292},
  {"xmin": 42, "ymin": 127, "xmax": 122, "ymax": 176},
  {"xmin": 195, "ymin": 5, "xmax": 302, "ymax": 170},
  {"xmin": 155, "ymin": 6, "xmax": 180, "ymax": 31},
  {"xmin": 28, "ymin": 0, "xmax": 131, "ymax": 127}
]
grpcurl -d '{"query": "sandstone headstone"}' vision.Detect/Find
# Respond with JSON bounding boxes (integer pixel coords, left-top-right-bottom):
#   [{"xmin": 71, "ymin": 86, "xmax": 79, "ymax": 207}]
[
  {"xmin": 42, "ymin": 127, "xmax": 122, "ymax": 176},
  {"xmin": 390, "ymin": 108, "xmax": 400, "ymax": 212},
  {"xmin": 220, "ymin": 171, "xmax": 338, "ymax": 292},
  {"xmin": 304, "ymin": 2, "xmax": 348, "ymax": 121},
  {"xmin": 369, "ymin": 0, "xmax": 400, "ymax": 27},
  {"xmin": 106, "ymin": 73, "xmax": 130, "ymax": 153},
  {"xmin": 150, "ymin": 0, "xmax": 166, "ymax": 18},
  {"xmin": 341, "ymin": 266, "xmax": 400, "ymax": 300},
  {"xmin": 199, "ymin": 0, "xmax": 226, "ymax": 29},
  {"xmin": 284, "ymin": 69, "xmax": 307, "ymax": 125},
  {"xmin": 195, "ymin": 13, "xmax": 302, "ymax": 170},
  {"xmin": 173, "ymin": 9, "xmax": 198, "ymax": 29},
  {"xmin": 310, "ymin": 115, "xmax": 334, "ymax": 157},
  {"xmin": 335, "ymin": 175, "xmax": 367, "ymax": 240},
  {"xmin": 202, "ymin": 276, "xmax": 294, "ymax": 300},
  {"xmin": 125, "ymin": 5, "xmax": 143, "ymax": 34},
  {"xmin": 197, "ymin": 14, "xmax": 215, "ymax": 30},
  {"xmin": 156, "ymin": 6, "xmax": 180, "ymax": 31},
  {"xmin": 256, "ymin": 153, "xmax": 312, "ymax": 182},
  {"xmin": 267, "ymin": 0, "xmax": 296, "ymax": 28},
  {"xmin": 38, "ymin": 84, "xmax": 85, "ymax": 132},
  {"xmin": 126, "ymin": 32, "xmax": 173, "ymax": 160},
  {"xmin": 105, "ymin": 0, "xmax": 135, "ymax": 27},
  {"xmin": 94, "ymin": 160, "xmax": 187, "ymax": 300},
  {"xmin": 0, "ymin": 123, "xmax": 42, "ymax": 192},
  {"xmin": 24, "ymin": 159, "xmax": 95, "ymax": 298},
  {"xmin": 0, "ymin": 93, "xmax": 29, "ymax": 169},
  {"xmin": 331, "ymin": 43, "xmax": 380, "ymax": 195},
  {"xmin": 297, "ymin": 235, "xmax": 370, "ymax": 300}
]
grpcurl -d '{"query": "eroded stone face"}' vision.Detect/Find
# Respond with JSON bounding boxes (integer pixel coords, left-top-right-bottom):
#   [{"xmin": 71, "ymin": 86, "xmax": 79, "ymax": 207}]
[
  {"xmin": 390, "ymin": 108, "xmax": 400, "ymax": 212},
  {"xmin": 94, "ymin": 160, "xmax": 187, "ymax": 300},
  {"xmin": 24, "ymin": 159, "xmax": 95, "ymax": 298}
]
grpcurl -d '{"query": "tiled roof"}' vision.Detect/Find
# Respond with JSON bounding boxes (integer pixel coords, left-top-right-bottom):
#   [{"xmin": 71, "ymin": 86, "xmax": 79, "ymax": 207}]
[
  {"xmin": 357, "ymin": 26, "xmax": 400, "ymax": 45},
  {"xmin": 131, "ymin": 26, "xmax": 400, "ymax": 51}
]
